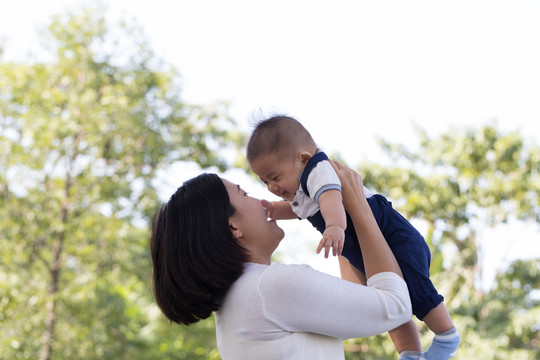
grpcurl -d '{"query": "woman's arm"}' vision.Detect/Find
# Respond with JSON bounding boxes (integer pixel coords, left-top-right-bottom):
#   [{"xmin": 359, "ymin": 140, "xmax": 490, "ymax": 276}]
[
  {"xmin": 338, "ymin": 256, "xmax": 367, "ymax": 285},
  {"xmin": 329, "ymin": 161, "xmax": 404, "ymax": 280},
  {"xmin": 259, "ymin": 263, "xmax": 411, "ymax": 339},
  {"xmin": 259, "ymin": 163, "xmax": 411, "ymax": 339}
]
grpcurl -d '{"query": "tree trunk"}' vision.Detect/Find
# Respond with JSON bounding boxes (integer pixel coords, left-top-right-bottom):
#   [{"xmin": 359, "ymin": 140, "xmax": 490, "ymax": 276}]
[
  {"xmin": 39, "ymin": 172, "xmax": 72, "ymax": 360},
  {"xmin": 39, "ymin": 239, "xmax": 62, "ymax": 360},
  {"xmin": 39, "ymin": 226, "xmax": 65, "ymax": 360}
]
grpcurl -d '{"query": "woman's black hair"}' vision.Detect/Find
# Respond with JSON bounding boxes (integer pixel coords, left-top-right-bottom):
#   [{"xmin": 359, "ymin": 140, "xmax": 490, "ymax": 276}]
[{"xmin": 150, "ymin": 173, "xmax": 249, "ymax": 325}]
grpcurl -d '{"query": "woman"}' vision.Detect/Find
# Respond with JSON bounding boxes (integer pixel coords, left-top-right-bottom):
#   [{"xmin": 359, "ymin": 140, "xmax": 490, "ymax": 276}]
[{"xmin": 151, "ymin": 161, "xmax": 412, "ymax": 359}]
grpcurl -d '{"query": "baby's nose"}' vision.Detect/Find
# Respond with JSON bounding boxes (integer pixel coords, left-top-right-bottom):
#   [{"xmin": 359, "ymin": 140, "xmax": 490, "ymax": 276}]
[{"xmin": 268, "ymin": 183, "xmax": 279, "ymax": 194}]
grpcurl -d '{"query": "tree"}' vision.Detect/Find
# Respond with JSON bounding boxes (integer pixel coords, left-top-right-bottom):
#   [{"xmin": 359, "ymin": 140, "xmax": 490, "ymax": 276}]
[
  {"xmin": 344, "ymin": 123, "xmax": 540, "ymax": 359},
  {"xmin": 0, "ymin": 6, "xmax": 241, "ymax": 360}
]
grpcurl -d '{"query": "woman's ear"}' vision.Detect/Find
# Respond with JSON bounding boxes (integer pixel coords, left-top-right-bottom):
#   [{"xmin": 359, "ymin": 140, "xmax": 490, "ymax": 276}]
[
  {"xmin": 298, "ymin": 151, "xmax": 313, "ymax": 165},
  {"xmin": 229, "ymin": 220, "xmax": 243, "ymax": 239}
]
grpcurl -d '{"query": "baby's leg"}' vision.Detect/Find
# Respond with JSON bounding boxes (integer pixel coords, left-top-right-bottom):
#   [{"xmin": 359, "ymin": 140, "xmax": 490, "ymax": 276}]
[
  {"xmin": 389, "ymin": 319, "xmax": 422, "ymax": 359},
  {"xmin": 422, "ymin": 302, "xmax": 453, "ymax": 333},
  {"xmin": 421, "ymin": 303, "xmax": 460, "ymax": 360}
]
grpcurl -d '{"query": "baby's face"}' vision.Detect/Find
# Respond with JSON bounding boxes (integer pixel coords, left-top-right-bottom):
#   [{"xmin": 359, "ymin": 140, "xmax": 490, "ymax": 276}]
[{"xmin": 249, "ymin": 153, "xmax": 304, "ymax": 201}]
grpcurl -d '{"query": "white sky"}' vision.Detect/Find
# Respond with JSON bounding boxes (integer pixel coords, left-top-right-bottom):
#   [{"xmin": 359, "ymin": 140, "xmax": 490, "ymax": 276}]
[{"xmin": 1, "ymin": 0, "xmax": 539, "ymax": 290}]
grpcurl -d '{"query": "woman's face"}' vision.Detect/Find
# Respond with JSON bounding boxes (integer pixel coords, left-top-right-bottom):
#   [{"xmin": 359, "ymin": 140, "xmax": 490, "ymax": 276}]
[{"xmin": 222, "ymin": 178, "xmax": 284, "ymax": 264}]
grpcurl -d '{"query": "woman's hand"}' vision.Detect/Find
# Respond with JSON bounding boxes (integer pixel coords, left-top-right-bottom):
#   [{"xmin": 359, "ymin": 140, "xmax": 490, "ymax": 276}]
[{"xmin": 328, "ymin": 160, "xmax": 367, "ymax": 214}]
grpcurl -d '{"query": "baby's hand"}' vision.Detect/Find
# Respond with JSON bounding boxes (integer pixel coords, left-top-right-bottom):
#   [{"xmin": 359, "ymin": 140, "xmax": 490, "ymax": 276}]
[
  {"xmin": 316, "ymin": 226, "xmax": 345, "ymax": 258},
  {"xmin": 261, "ymin": 199, "xmax": 275, "ymax": 220}
]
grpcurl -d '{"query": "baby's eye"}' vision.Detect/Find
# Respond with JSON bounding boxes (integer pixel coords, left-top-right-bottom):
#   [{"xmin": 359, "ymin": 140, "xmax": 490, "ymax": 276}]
[{"xmin": 272, "ymin": 176, "xmax": 279, "ymax": 181}]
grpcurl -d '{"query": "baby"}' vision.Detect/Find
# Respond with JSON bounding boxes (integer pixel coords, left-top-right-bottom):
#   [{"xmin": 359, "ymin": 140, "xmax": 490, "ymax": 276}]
[{"xmin": 246, "ymin": 115, "xmax": 460, "ymax": 360}]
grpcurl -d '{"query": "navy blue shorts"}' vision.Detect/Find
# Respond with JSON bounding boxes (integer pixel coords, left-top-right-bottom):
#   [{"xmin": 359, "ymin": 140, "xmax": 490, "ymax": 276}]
[{"xmin": 308, "ymin": 194, "xmax": 444, "ymax": 320}]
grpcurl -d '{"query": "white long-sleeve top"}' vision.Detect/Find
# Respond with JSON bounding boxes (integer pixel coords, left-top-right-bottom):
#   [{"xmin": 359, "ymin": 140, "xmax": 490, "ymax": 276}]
[{"xmin": 215, "ymin": 262, "xmax": 411, "ymax": 360}]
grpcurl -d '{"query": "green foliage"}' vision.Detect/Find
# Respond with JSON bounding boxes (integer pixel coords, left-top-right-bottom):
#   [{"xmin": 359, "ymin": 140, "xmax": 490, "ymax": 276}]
[
  {"xmin": 450, "ymin": 259, "xmax": 540, "ymax": 359},
  {"xmin": 0, "ymin": 5, "xmax": 240, "ymax": 360}
]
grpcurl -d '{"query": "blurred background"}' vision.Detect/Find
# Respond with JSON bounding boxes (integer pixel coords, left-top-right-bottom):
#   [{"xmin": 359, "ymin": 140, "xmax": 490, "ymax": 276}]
[{"xmin": 0, "ymin": 1, "xmax": 538, "ymax": 359}]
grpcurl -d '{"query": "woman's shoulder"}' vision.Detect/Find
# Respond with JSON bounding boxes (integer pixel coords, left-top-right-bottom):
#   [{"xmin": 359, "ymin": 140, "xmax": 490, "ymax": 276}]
[
  {"xmin": 264, "ymin": 262, "xmax": 315, "ymax": 276},
  {"xmin": 227, "ymin": 263, "xmax": 318, "ymax": 305},
  {"xmin": 241, "ymin": 262, "xmax": 339, "ymax": 297},
  {"xmin": 243, "ymin": 262, "xmax": 315, "ymax": 279},
  {"xmin": 258, "ymin": 262, "xmax": 336, "ymax": 293},
  {"xmin": 241, "ymin": 262, "xmax": 317, "ymax": 285}
]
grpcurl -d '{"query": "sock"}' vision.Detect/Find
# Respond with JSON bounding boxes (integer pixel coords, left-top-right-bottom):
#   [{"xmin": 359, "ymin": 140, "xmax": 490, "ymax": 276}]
[
  {"xmin": 420, "ymin": 327, "xmax": 461, "ymax": 360},
  {"xmin": 398, "ymin": 350, "xmax": 422, "ymax": 359}
]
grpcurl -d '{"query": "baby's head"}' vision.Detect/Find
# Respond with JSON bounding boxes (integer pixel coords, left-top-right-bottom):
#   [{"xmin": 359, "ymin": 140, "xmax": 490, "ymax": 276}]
[{"xmin": 247, "ymin": 115, "xmax": 317, "ymax": 201}]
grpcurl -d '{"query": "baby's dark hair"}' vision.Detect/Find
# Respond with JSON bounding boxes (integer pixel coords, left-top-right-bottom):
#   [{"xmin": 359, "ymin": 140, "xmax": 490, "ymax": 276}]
[{"xmin": 246, "ymin": 115, "xmax": 317, "ymax": 163}]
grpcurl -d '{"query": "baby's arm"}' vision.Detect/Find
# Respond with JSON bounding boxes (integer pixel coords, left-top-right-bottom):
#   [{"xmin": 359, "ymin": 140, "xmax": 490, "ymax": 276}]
[
  {"xmin": 316, "ymin": 189, "xmax": 347, "ymax": 258},
  {"xmin": 262, "ymin": 199, "xmax": 297, "ymax": 220}
]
